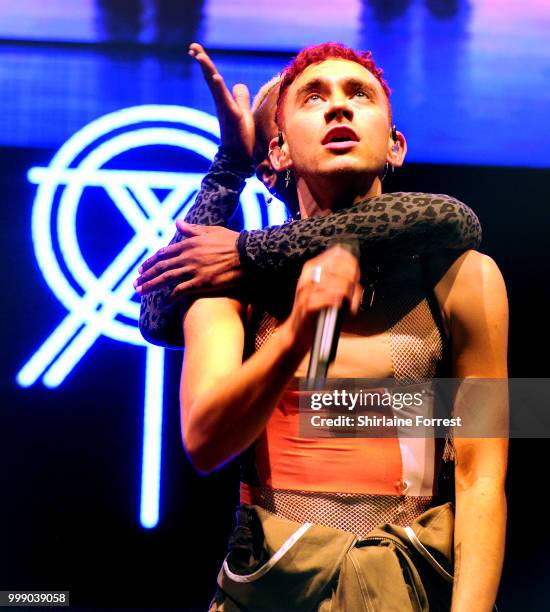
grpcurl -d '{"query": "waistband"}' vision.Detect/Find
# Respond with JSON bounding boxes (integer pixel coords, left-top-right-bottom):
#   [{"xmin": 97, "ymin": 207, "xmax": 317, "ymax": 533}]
[{"xmin": 240, "ymin": 483, "xmax": 433, "ymax": 538}]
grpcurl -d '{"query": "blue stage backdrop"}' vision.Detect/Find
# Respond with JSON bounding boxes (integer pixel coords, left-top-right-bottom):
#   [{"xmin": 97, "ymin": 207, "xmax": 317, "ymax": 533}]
[
  {"xmin": 0, "ymin": 0, "xmax": 549, "ymax": 166},
  {"xmin": 2, "ymin": 2, "xmax": 550, "ymax": 609},
  {"xmin": 2, "ymin": 0, "xmax": 549, "ymax": 531}
]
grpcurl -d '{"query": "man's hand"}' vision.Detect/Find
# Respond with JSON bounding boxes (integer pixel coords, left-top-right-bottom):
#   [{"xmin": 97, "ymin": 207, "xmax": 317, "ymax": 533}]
[
  {"xmin": 281, "ymin": 246, "xmax": 363, "ymax": 354},
  {"xmin": 134, "ymin": 221, "xmax": 242, "ymax": 300},
  {"xmin": 188, "ymin": 42, "xmax": 255, "ymax": 158}
]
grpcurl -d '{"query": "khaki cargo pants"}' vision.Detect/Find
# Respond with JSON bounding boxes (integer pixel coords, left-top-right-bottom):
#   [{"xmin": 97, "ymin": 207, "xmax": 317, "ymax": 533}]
[{"xmin": 208, "ymin": 503, "xmax": 454, "ymax": 611}]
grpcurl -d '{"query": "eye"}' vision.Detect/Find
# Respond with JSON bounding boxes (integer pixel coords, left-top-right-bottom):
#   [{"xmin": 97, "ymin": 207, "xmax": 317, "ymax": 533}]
[
  {"xmin": 354, "ymin": 89, "xmax": 369, "ymax": 99},
  {"xmin": 305, "ymin": 92, "xmax": 322, "ymax": 104}
]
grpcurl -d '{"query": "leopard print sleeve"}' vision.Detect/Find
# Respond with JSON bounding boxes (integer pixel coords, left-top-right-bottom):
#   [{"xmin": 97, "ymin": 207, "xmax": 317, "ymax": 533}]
[
  {"xmin": 141, "ymin": 180, "xmax": 481, "ymax": 349},
  {"xmin": 238, "ymin": 192, "xmax": 481, "ymax": 281},
  {"xmin": 138, "ymin": 147, "xmax": 254, "ymax": 348}
]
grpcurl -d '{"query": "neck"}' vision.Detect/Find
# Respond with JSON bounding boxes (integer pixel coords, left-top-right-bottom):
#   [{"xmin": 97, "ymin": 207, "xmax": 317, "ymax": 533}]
[{"xmin": 297, "ymin": 172, "xmax": 382, "ymax": 218}]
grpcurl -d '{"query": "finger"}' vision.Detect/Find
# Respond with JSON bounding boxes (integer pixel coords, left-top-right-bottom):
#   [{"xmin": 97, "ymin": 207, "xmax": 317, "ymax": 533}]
[
  {"xmin": 175, "ymin": 219, "xmax": 206, "ymax": 236},
  {"xmin": 188, "ymin": 42, "xmax": 206, "ymax": 57},
  {"xmin": 307, "ymin": 289, "xmax": 345, "ymax": 313},
  {"xmin": 136, "ymin": 268, "xmax": 191, "ymax": 296},
  {"xmin": 168, "ymin": 280, "xmax": 202, "ymax": 302},
  {"xmin": 137, "ymin": 242, "xmax": 186, "ymax": 274},
  {"xmin": 135, "ymin": 263, "xmax": 192, "ymax": 292},
  {"xmin": 189, "ymin": 43, "xmax": 236, "ymax": 112},
  {"xmin": 232, "ymin": 83, "xmax": 251, "ymax": 112}
]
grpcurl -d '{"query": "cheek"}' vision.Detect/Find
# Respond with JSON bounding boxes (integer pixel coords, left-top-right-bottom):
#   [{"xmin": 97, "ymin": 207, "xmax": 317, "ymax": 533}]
[
  {"xmin": 286, "ymin": 123, "xmax": 319, "ymax": 165},
  {"xmin": 287, "ymin": 113, "xmax": 320, "ymax": 146}
]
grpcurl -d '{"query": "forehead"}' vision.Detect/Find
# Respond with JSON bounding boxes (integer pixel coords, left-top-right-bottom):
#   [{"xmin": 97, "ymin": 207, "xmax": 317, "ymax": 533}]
[{"xmin": 289, "ymin": 58, "xmax": 383, "ymax": 96}]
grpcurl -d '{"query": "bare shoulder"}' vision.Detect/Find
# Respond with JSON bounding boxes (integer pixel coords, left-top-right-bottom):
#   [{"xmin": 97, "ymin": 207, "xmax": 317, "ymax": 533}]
[
  {"xmin": 181, "ymin": 296, "xmax": 247, "ymax": 408},
  {"xmin": 183, "ymin": 296, "xmax": 246, "ymax": 345},
  {"xmin": 184, "ymin": 295, "xmax": 245, "ymax": 322},
  {"xmin": 425, "ymin": 250, "xmax": 507, "ymax": 329},
  {"xmin": 426, "ymin": 250, "xmax": 508, "ymax": 377}
]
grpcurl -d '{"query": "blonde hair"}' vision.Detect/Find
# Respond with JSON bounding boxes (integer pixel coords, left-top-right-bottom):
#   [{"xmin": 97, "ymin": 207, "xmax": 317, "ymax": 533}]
[{"xmin": 251, "ymin": 74, "xmax": 281, "ymax": 114}]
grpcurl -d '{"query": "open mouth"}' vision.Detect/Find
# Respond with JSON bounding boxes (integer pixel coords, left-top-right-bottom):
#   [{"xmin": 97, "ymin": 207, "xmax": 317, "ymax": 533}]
[{"xmin": 322, "ymin": 126, "xmax": 359, "ymax": 149}]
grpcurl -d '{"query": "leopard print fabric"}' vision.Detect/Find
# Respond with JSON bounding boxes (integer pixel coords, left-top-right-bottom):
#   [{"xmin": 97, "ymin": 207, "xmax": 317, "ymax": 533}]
[
  {"xmin": 138, "ymin": 147, "xmax": 254, "ymax": 348},
  {"xmin": 139, "ymin": 151, "xmax": 482, "ymax": 349},
  {"xmin": 239, "ymin": 192, "xmax": 481, "ymax": 280}
]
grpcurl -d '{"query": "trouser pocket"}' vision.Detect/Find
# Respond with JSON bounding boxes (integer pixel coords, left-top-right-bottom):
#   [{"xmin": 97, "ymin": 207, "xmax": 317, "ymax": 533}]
[{"xmin": 215, "ymin": 504, "xmax": 355, "ymax": 612}]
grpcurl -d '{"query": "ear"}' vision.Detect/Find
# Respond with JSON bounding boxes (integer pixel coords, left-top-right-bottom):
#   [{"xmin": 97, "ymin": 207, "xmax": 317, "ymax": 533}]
[
  {"xmin": 255, "ymin": 159, "xmax": 278, "ymax": 192},
  {"xmin": 386, "ymin": 129, "xmax": 407, "ymax": 168},
  {"xmin": 268, "ymin": 135, "xmax": 293, "ymax": 172}
]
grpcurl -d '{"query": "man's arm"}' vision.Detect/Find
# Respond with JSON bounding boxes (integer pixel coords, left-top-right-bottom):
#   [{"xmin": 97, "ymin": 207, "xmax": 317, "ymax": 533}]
[
  {"xmin": 138, "ymin": 146, "xmax": 253, "ymax": 348},
  {"xmin": 181, "ymin": 246, "xmax": 361, "ymax": 474},
  {"xmin": 138, "ymin": 42, "xmax": 256, "ymax": 348},
  {"xmin": 434, "ymin": 250, "xmax": 508, "ymax": 612},
  {"xmin": 138, "ymin": 190, "xmax": 482, "ymax": 348},
  {"xmin": 238, "ymin": 192, "xmax": 481, "ymax": 278}
]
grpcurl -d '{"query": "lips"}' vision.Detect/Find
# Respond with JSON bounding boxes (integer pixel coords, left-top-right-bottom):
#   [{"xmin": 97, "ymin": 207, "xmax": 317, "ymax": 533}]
[{"xmin": 322, "ymin": 126, "xmax": 359, "ymax": 146}]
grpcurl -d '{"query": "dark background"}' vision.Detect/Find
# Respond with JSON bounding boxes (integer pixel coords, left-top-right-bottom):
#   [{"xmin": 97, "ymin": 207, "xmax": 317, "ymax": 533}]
[
  {"xmin": 2, "ymin": 1, "xmax": 550, "ymax": 610},
  {"xmin": 3, "ymin": 153, "xmax": 549, "ymax": 610}
]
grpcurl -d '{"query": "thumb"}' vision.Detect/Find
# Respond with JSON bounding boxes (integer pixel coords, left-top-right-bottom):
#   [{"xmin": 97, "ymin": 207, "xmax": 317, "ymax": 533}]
[
  {"xmin": 232, "ymin": 83, "xmax": 251, "ymax": 113},
  {"xmin": 176, "ymin": 219, "xmax": 205, "ymax": 236}
]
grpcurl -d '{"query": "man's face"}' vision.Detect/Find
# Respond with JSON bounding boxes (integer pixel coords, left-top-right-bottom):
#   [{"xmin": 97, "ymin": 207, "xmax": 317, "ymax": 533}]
[{"xmin": 281, "ymin": 59, "xmax": 392, "ymax": 180}]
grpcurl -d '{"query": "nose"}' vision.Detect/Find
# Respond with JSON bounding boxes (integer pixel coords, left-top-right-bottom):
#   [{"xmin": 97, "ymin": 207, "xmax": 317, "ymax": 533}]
[{"xmin": 325, "ymin": 94, "xmax": 354, "ymax": 123}]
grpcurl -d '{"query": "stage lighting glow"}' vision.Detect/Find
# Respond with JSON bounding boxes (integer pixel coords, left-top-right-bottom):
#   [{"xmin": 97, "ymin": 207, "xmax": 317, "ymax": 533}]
[{"xmin": 17, "ymin": 104, "xmax": 286, "ymax": 528}]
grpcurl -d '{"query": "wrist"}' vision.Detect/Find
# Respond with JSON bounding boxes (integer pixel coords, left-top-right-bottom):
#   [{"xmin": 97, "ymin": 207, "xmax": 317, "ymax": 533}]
[
  {"xmin": 278, "ymin": 317, "xmax": 311, "ymax": 364},
  {"xmin": 217, "ymin": 145, "xmax": 254, "ymax": 175},
  {"xmin": 236, "ymin": 230, "xmax": 250, "ymax": 271}
]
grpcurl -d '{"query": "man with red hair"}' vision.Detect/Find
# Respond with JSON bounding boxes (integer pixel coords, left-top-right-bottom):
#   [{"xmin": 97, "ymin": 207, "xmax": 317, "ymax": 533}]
[{"xmin": 181, "ymin": 43, "xmax": 507, "ymax": 611}]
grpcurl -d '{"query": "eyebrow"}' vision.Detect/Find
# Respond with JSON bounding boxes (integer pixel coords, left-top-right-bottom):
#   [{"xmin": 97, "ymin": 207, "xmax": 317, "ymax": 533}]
[{"xmin": 294, "ymin": 76, "xmax": 381, "ymax": 102}]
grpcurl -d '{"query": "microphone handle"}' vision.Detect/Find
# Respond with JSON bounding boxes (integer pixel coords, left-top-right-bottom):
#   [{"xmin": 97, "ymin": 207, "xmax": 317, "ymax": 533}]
[
  {"xmin": 306, "ymin": 304, "xmax": 345, "ymax": 389},
  {"xmin": 305, "ymin": 234, "xmax": 359, "ymax": 390}
]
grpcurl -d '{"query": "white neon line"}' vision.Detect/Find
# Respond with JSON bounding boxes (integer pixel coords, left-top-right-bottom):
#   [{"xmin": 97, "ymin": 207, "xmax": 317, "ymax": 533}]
[
  {"xmin": 57, "ymin": 129, "xmax": 217, "ymax": 322},
  {"xmin": 16, "ymin": 314, "xmax": 83, "ymax": 387},
  {"xmin": 29, "ymin": 167, "xmax": 205, "ymax": 189},
  {"xmin": 149, "ymin": 182, "xmax": 200, "ymax": 240},
  {"xmin": 129, "ymin": 183, "xmax": 172, "ymax": 232},
  {"xmin": 161, "ymin": 182, "xmax": 200, "ymax": 230},
  {"xmin": 140, "ymin": 344, "xmax": 165, "ymax": 529},
  {"xmin": 128, "ymin": 183, "xmax": 162, "ymax": 218},
  {"xmin": 103, "ymin": 183, "xmax": 153, "ymax": 237},
  {"xmin": 26, "ymin": 107, "xmax": 220, "ymax": 324},
  {"xmin": 18, "ymin": 233, "xmax": 146, "ymax": 387},
  {"xmin": 42, "ymin": 236, "xmax": 148, "ymax": 386},
  {"xmin": 43, "ymin": 323, "xmax": 103, "ymax": 388},
  {"xmin": 267, "ymin": 197, "xmax": 288, "ymax": 227},
  {"xmin": 35, "ymin": 106, "xmax": 219, "ymax": 180},
  {"xmin": 21, "ymin": 105, "xmax": 266, "ymax": 388}
]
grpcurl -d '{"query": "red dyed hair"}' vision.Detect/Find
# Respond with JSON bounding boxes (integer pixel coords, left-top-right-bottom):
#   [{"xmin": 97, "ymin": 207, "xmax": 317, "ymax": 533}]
[{"xmin": 275, "ymin": 42, "xmax": 392, "ymax": 128}]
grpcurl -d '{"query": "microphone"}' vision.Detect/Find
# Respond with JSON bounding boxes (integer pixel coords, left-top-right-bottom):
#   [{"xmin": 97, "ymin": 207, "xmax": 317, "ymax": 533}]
[{"xmin": 306, "ymin": 235, "xmax": 360, "ymax": 390}]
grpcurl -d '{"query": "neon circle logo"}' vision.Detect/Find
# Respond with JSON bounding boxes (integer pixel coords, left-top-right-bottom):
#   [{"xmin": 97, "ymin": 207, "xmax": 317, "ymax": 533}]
[{"xmin": 16, "ymin": 105, "xmax": 286, "ymax": 528}]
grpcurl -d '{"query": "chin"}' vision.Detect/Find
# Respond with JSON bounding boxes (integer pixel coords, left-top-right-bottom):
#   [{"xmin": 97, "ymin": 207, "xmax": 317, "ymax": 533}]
[{"xmin": 319, "ymin": 159, "xmax": 370, "ymax": 177}]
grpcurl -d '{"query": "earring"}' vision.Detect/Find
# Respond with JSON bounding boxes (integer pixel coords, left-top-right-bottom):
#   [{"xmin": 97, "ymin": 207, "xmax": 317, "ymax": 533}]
[
  {"xmin": 285, "ymin": 168, "xmax": 292, "ymax": 188},
  {"xmin": 381, "ymin": 163, "xmax": 394, "ymax": 182}
]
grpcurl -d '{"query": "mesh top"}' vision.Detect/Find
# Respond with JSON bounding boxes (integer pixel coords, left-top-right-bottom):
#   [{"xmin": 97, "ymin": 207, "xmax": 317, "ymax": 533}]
[
  {"xmin": 242, "ymin": 484, "xmax": 433, "ymax": 538},
  {"xmin": 241, "ymin": 256, "xmax": 454, "ymax": 533}
]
